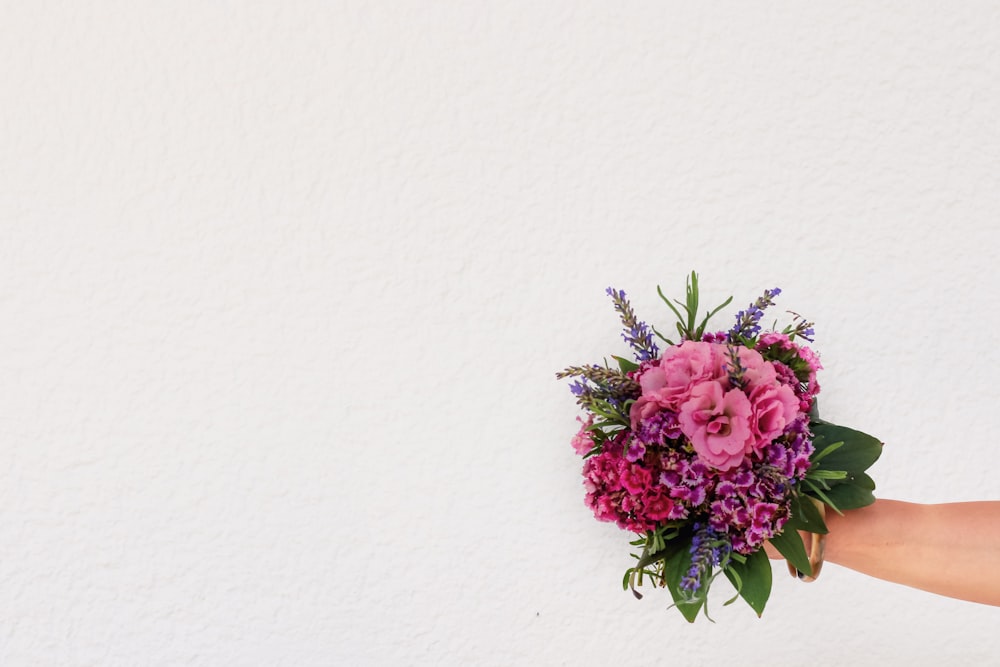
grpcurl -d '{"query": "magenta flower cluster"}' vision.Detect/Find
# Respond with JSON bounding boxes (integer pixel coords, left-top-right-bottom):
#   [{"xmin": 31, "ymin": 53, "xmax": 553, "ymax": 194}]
[{"xmin": 574, "ymin": 333, "xmax": 821, "ymax": 553}]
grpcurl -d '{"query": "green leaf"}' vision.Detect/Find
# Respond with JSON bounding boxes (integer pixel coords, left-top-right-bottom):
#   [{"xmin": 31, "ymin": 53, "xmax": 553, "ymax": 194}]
[
  {"xmin": 651, "ymin": 325, "xmax": 675, "ymax": 346},
  {"xmin": 823, "ymin": 483, "xmax": 876, "ymax": 510},
  {"xmin": 634, "ymin": 536, "xmax": 685, "ymax": 571},
  {"xmin": 695, "ymin": 295, "xmax": 734, "ymax": 338},
  {"xmin": 810, "ymin": 440, "xmax": 844, "ymax": 464},
  {"xmin": 803, "ymin": 479, "xmax": 841, "ymax": 515},
  {"xmin": 807, "ymin": 469, "xmax": 848, "ymax": 481},
  {"xmin": 787, "ymin": 494, "xmax": 828, "ymax": 534},
  {"xmin": 769, "ymin": 527, "xmax": 811, "ymax": 577},
  {"xmin": 663, "ymin": 543, "xmax": 704, "ymax": 623},
  {"xmin": 722, "ymin": 549, "xmax": 772, "ymax": 617},
  {"xmin": 613, "ymin": 356, "xmax": 640, "ymax": 374},
  {"xmin": 849, "ymin": 471, "xmax": 876, "ymax": 491},
  {"xmin": 658, "ymin": 285, "xmax": 687, "ymax": 324},
  {"xmin": 685, "ymin": 271, "xmax": 699, "ymax": 335},
  {"xmin": 810, "ymin": 421, "xmax": 882, "ymax": 474},
  {"xmin": 722, "ymin": 567, "xmax": 743, "ymax": 606}
]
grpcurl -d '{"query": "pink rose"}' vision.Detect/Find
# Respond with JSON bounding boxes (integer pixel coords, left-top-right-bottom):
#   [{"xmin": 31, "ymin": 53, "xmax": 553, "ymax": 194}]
[
  {"xmin": 633, "ymin": 341, "xmax": 722, "ymax": 414},
  {"xmin": 732, "ymin": 346, "xmax": 776, "ymax": 388},
  {"xmin": 732, "ymin": 347, "xmax": 801, "ymax": 446},
  {"xmin": 678, "ymin": 380, "xmax": 754, "ymax": 471},
  {"xmin": 748, "ymin": 382, "xmax": 799, "ymax": 445}
]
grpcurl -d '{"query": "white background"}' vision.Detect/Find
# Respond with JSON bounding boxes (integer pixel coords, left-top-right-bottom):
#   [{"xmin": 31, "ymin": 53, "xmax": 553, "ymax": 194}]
[{"xmin": 3, "ymin": 2, "xmax": 1000, "ymax": 665}]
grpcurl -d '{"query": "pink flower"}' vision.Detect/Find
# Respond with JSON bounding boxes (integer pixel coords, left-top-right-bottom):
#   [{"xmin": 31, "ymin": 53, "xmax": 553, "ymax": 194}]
[
  {"xmin": 729, "ymin": 347, "xmax": 801, "ymax": 448},
  {"xmin": 629, "ymin": 395, "xmax": 663, "ymax": 431},
  {"xmin": 588, "ymin": 494, "xmax": 619, "ymax": 523},
  {"xmin": 642, "ymin": 490, "xmax": 675, "ymax": 521},
  {"xmin": 630, "ymin": 342, "xmax": 723, "ymax": 429},
  {"xmin": 733, "ymin": 346, "xmax": 776, "ymax": 388},
  {"xmin": 757, "ymin": 332, "xmax": 794, "ymax": 351},
  {"xmin": 797, "ymin": 344, "xmax": 823, "ymax": 396},
  {"xmin": 621, "ymin": 463, "xmax": 652, "ymax": 494},
  {"xmin": 757, "ymin": 333, "xmax": 823, "ymax": 400},
  {"xmin": 570, "ymin": 416, "xmax": 595, "ymax": 456},
  {"xmin": 748, "ymin": 382, "xmax": 799, "ymax": 445},
  {"xmin": 678, "ymin": 380, "xmax": 754, "ymax": 471}
]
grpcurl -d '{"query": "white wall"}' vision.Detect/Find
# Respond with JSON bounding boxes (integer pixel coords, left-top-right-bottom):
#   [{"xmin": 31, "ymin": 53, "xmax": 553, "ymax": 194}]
[{"xmin": 3, "ymin": 2, "xmax": 1000, "ymax": 665}]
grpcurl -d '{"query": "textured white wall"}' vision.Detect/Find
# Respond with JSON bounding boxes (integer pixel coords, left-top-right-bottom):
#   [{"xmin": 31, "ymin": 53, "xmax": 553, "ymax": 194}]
[{"xmin": 3, "ymin": 2, "xmax": 1000, "ymax": 665}]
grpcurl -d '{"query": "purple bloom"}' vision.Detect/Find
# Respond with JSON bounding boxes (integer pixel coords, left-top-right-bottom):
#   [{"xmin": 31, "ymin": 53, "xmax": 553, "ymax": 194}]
[
  {"xmin": 681, "ymin": 524, "xmax": 729, "ymax": 594},
  {"xmin": 635, "ymin": 410, "xmax": 681, "ymax": 445},
  {"xmin": 607, "ymin": 287, "xmax": 660, "ymax": 362},
  {"xmin": 625, "ymin": 440, "xmax": 646, "ymax": 462},
  {"xmin": 729, "ymin": 287, "xmax": 781, "ymax": 340}
]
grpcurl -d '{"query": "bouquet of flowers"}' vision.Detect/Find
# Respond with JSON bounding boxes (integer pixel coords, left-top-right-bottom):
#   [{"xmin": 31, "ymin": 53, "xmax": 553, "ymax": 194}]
[{"xmin": 558, "ymin": 273, "xmax": 881, "ymax": 621}]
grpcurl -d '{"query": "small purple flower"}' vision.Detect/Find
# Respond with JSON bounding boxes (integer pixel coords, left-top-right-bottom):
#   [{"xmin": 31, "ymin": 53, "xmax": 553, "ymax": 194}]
[
  {"xmin": 680, "ymin": 524, "xmax": 730, "ymax": 594},
  {"xmin": 729, "ymin": 287, "xmax": 781, "ymax": 340},
  {"xmin": 625, "ymin": 440, "xmax": 646, "ymax": 462},
  {"xmin": 607, "ymin": 287, "xmax": 660, "ymax": 362},
  {"xmin": 635, "ymin": 410, "xmax": 682, "ymax": 446}
]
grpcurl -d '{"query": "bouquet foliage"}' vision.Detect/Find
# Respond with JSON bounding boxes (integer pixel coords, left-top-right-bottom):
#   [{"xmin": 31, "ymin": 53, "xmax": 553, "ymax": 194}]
[{"xmin": 558, "ymin": 273, "xmax": 881, "ymax": 621}]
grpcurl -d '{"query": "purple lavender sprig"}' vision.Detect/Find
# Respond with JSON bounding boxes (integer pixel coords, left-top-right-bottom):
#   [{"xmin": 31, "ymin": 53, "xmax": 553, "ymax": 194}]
[
  {"xmin": 606, "ymin": 287, "xmax": 660, "ymax": 362},
  {"xmin": 783, "ymin": 311, "xmax": 816, "ymax": 342},
  {"xmin": 729, "ymin": 287, "xmax": 781, "ymax": 340},
  {"xmin": 556, "ymin": 365, "xmax": 640, "ymax": 396},
  {"xmin": 725, "ymin": 344, "xmax": 746, "ymax": 389},
  {"xmin": 680, "ymin": 524, "xmax": 730, "ymax": 596},
  {"xmin": 556, "ymin": 364, "xmax": 641, "ymax": 419}
]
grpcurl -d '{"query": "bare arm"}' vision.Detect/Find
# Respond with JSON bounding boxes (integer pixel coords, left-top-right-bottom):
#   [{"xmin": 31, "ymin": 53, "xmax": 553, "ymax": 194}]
[{"xmin": 799, "ymin": 499, "xmax": 1000, "ymax": 606}]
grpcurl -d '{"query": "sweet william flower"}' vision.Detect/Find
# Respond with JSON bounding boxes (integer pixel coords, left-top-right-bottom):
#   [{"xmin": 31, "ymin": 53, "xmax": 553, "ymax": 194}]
[
  {"xmin": 642, "ymin": 490, "xmax": 675, "ymax": 521},
  {"xmin": 678, "ymin": 380, "xmax": 754, "ymax": 471},
  {"xmin": 621, "ymin": 463, "xmax": 653, "ymax": 494}
]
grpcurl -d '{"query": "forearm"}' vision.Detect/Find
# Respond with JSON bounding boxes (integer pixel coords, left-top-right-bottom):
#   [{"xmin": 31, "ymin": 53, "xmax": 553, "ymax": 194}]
[{"xmin": 823, "ymin": 499, "xmax": 1000, "ymax": 606}]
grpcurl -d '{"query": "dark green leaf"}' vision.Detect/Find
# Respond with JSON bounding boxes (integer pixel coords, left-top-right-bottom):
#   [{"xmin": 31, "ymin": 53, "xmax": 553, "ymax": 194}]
[
  {"xmin": 788, "ymin": 494, "xmax": 828, "ymax": 534},
  {"xmin": 810, "ymin": 440, "xmax": 844, "ymax": 464},
  {"xmin": 804, "ymin": 479, "xmax": 841, "ymax": 514},
  {"xmin": 849, "ymin": 471, "xmax": 876, "ymax": 491},
  {"xmin": 823, "ymin": 483, "xmax": 876, "ymax": 510},
  {"xmin": 769, "ymin": 527, "xmax": 811, "ymax": 577},
  {"xmin": 722, "ymin": 549, "xmax": 772, "ymax": 617},
  {"xmin": 810, "ymin": 421, "xmax": 882, "ymax": 474}
]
